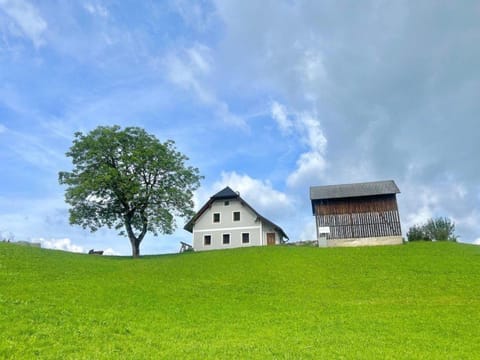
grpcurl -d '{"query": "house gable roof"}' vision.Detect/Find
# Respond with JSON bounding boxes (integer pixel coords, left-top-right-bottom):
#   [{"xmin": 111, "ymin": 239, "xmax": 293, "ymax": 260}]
[
  {"xmin": 184, "ymin": 186, "xmax": 288, "ymax": 239},
  {"xmin": 310, "ymin": 180, "xmax": 400, "ymax": 200},
  {"xmin": 210, "ymin": 186, "xmax": 239, "ymax": 199}
]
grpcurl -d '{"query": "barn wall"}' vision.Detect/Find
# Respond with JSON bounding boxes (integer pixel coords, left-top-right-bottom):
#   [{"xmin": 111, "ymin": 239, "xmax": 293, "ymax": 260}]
[
  {"xmin": 314, "ymin": 194, "xmax": 402, "ymax": 240},
  {"xmin": 314, "ymin": 194, "xmax": 398, "ymax": 215}
]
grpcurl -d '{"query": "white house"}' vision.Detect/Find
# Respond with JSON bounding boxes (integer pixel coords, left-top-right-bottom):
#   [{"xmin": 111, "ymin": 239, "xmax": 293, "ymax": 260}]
[{"xmin": 184, "ymin": 187, "xmax": 288, "ymax": 251}]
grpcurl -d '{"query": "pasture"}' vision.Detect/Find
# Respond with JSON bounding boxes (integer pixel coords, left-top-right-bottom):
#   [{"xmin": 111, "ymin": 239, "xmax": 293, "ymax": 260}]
[{"xmin": 1, "ymin": 241, "xmax": 479, "ymax": 359}]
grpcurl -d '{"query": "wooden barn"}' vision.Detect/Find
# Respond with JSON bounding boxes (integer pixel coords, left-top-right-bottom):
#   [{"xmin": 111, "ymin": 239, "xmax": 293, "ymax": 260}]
[{"xmin": 310, "ymin": 180, "xmax": 402, "ymax": 247}]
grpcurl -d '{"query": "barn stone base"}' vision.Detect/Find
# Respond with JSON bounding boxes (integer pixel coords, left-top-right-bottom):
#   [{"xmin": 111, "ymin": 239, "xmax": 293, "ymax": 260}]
[{"xmin": 327, "ymin": 236, "xmax": 403, "ymax": 247}]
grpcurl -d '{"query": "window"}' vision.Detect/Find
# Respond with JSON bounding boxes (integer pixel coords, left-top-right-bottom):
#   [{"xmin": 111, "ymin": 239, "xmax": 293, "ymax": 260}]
[
  {"xmin": 213, "ymin": 213, "xmax": 220, "ymax": 223},
  {"xmin": 224, "ymin": 201, "xmax": 230, "ymax": 206},
  {"xmin": 222, "ymin": 234, "xmax": 230, "ymax": 245},
  {"xmin": 233, "ymin": 211, "xmax": 240, "ymax": 221},
  {"xmin": 242, "ymin": 233, "xmax": 250, "ymax": 244},
  {"xmin": 204, "ymin": 235, "xmax": 211, "ymax": 246}
]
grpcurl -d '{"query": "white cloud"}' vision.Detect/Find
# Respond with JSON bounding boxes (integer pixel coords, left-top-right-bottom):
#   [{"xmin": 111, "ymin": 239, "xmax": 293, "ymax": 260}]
[
  {"xmin": 453, "ymin": 183, "xmax": 467, "ymax": 199},
  {"xmin": 400, "ymin": 182, "xmax": 480, "ymax": 243},
  {"xmin": 0, "ymin": 0, "xmax": 47, "ymax": 47},
  {"xmin": 171, "ymin": 0, "xmax": 212, "ymax": 31},
  {"xmin": 271, "ymin": 101, "xmax": 292, "ymax": 134},
  {"xmin": 298, "ymin": 216, "xmax": 317, "ymax": 241},
  {"xmin": 198, "ymin": 171, "xmax": 293, "ymax": 221},
  {"xmin": 0, "ymin": 230, "xmax": 15, "ymax": 241},
  {"xmin": 163, "ymin": 43, "xmax": 246, "ymax": 128},
  {"xmin": 270, "ymin": 103, "xmax": 328, "ymax": 188},
  {"xmin": 298, "ymin": 112, "xmax": 327, "ymax": 154},
  {"xmin": 296, "ymin": 49, "xmax": 328, "ymax": 102},
  {"xmin": 474, "ymin": 238, "xmax": 480, "ymax": 245},
  {"xmin": 0, "ymin": 123, "xmax": 6, "ymax": 133},
  {"xmin": 37, "ymin": 238, "xmax": 84, "ymax": 253},
  {"xmin": 186, "ymin": 44, "xmax": 212, "ymax": 74},
  {"xmin": 287, "ymin": 151, "xmax": 327, "ymax": 188},
  {"xmin": 402, "ymin": 185, "xmax": 438, "ymax": 229},
  {"xmin": 83, "ymin": 3, "xmax": 109, "ymax": 18},
  {"xmin": 6, "ymin": 129, "xmax": 67, "ymax": 171},
  {"xmin": 405, "ymin": 206, "xmax": 433, "ymax": 230},
  {"xmin": 102, "ymin": 248, "xmax": 120, "ymax": 256}
]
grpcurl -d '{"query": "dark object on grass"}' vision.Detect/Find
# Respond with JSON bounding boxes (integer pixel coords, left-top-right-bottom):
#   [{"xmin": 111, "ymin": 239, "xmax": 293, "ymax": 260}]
[
  {"xmin": 179, "ymin": 241, "xmax": 193, "ymax": 253},
  {"xmin": 88, "ymin": 249, "xmax": 104, "ymax": 255}
]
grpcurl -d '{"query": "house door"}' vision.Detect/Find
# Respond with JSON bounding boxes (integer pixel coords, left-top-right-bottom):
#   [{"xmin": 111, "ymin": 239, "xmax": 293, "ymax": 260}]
[{"xmin": 267, "ymin": 233, "xmax": 276, "ymax": 246}]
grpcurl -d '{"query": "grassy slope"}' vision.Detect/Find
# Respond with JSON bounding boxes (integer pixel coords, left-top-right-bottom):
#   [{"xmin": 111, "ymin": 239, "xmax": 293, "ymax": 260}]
[{"xmin": 1, "ymin": 242, "xmax": 480, "ymax": 359}]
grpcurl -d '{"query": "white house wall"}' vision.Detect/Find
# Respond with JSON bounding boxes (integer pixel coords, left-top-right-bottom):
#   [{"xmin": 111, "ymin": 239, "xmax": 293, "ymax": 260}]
[{"xmin": 192, "ymin": 199, "xmax": 262, "ymax": 251}]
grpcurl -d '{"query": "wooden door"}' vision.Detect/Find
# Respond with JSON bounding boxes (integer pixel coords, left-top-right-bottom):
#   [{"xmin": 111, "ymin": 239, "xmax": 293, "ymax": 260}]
[{"xmin": 266, "ymin": 232, "xmax": 276, "ymax": 246}]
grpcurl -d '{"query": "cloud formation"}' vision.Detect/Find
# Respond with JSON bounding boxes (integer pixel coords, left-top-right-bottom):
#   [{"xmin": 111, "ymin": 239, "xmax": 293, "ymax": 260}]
[
  {"xmin": 163, "ymin": 43, "xmax": 245, "ymax": 128},
  {"xmin": 197, "ymin": 171, "xmax": 294, "ymax": 221},
  {"xmin": 37, "ymin": 238, "xmax": 84, "ymax": 253},
  {"xmin": 83, "ymin": 2, "xmax": 109, "ymax": 18},
  {"xmin": 271, "ymin": 101, "xmax": 292, "ymax": 134},
  {"xmin": 213, "ymin": 0, "xmax": 480, "ymax": 243},
  {"xmin": 0, "ymin": 0, "xmax": 47, "ymax": 47},
  {"xmin": 270, "ymin": 102, "xmax": 328, "ymax": 188}
]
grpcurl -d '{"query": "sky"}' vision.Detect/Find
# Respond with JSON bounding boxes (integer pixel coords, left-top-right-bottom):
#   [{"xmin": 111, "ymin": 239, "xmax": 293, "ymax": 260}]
[{"xmin": 1, "ymin": 0, "xmax": 479, "ymax": 255}]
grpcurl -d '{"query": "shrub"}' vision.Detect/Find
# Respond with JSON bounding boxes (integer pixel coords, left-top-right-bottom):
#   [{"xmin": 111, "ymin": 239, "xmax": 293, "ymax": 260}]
[
  {"xmin": 424, "ymin": 217, "xmax": 457, "ymax": 242},
  {"xmin": 406, "ymin": 225, "xmax": 431, "ymax": 241},
  {"xmin": 407, "ymin": 217, "xmax": 458, "ymax": 242}
]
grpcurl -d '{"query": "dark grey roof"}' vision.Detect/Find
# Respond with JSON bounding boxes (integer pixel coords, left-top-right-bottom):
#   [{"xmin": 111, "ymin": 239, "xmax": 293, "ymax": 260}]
[
  {"xmin": 310, "ymin": 180, "xmax": 400, "ymax": 200},
  {"xmin": 184, "ymin": 187, "xmax": 289, "ymax": 240},
  {"xmin": 211, "ymin": 186, "xmax": 239, "ymax": 199}
]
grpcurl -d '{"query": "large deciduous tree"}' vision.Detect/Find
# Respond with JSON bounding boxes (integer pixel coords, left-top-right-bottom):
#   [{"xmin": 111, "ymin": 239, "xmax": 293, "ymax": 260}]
[{"xmin": 59, "ymin": 125, "xmax": 202, "ymax": 257}]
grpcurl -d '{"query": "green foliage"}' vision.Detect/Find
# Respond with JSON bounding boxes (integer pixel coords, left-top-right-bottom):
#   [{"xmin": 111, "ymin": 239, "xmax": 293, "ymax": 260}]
[
  {"xmin": 407, "ymin": 217, "xmax": 458, "ymax": 242},
  {"xmin": 2, "ymin": 242, "xmax": 480, "ymax": 359},
  {"xmin": 59, "ymin": 125, "xmax": 202, "ymax": 257},
  {"xmin": 424, "ymin": 217, "xmax": 458, "ymax": 242},
  {"xmin": 406, "ymin": 224, "xmax": 430, "ymax": 241}
]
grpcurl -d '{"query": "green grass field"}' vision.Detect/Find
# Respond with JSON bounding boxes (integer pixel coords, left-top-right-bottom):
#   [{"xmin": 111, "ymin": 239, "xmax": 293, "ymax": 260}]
[{"xmin": 1, "ymin": 241, "xmax": 480, "ymax": 359}]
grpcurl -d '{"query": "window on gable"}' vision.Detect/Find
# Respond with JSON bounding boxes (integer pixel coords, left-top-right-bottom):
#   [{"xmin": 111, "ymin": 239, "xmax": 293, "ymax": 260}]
[
  {"xmin": 242, "ymin": 233, "xmax": 250, "ymax": 244},
  {"xmin": 204, "ymin": 235, "xmax": 211, "ymax": 246},
  {"xmin": 224, "ymin": 201, "xmax": 230, "ymax": 206},
  {"xmin": 233, "ymin": 211, "xmax": 240, "ymax": 221},
  {"xmin": 213, "ymin": 213, "xmax": 220, "ymax": 223},
  {"xmin": 223, "ymin": 234, "xmax": 230, "ymax": 245}
]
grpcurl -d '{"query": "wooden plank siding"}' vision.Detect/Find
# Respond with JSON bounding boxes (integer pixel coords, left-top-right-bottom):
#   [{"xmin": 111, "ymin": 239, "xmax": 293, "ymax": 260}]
[{"xmin": 313, "ymin": 195, "xmax": 401, "ymax": 240}]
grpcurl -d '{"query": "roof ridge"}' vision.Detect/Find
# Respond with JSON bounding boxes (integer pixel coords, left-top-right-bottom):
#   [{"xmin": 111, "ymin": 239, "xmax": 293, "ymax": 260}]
[
  {"xmin": 211, "ymin": 186, "xmax": 239, "ymax": 199},
  {"xmin": 310, "ymin": 180, "xmax": 400, "ymax": 200}
]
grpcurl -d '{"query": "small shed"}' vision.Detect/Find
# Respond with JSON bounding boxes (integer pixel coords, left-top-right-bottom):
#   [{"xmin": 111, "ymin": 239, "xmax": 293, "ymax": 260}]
[{"xmin": 310, "ymin": 180, "xmax": 402, "ymax": 247}]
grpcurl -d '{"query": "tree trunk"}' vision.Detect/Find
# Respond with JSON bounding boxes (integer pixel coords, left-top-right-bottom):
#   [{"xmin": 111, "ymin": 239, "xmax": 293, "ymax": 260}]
[
  {"xmin": 131, "ymin": 240, "xmax": 140, "ymax": 258},
  {"xmin": 124, "ymin": 211, "xmax": 147, "ymax": 258},
  {"xmin": 125, "ymin": 216, "xmax": 141, "ymax": 258}
]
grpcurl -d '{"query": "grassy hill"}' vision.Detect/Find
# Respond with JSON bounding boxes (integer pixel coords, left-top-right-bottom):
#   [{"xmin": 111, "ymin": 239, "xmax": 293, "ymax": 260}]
[{"xmin": 1, "ymin": 241, "xmax": 480, "ymax": 359}]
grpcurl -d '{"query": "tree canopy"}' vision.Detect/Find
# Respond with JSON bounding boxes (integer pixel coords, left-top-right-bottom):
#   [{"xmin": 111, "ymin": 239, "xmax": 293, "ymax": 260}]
[
  {"xmin": 407, "ymin": 217, "xmax": 458, "ymax": 242},
  {"xmin": 59, "ymin": 125, "xmax": 202, "ymax": 257}
]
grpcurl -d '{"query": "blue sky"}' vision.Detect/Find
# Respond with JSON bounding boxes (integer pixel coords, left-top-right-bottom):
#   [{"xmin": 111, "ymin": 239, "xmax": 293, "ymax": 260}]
[{"xmin": 1, "ymin": 1, "xmax": 479, "ymax": 255}]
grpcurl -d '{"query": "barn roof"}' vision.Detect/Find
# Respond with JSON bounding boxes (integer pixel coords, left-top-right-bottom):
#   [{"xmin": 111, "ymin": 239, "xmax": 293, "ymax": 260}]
[
  {"xmin": 310, "ymin": 180, "xmax": 400, "ymax": 200},
  {"xmin": 184, "ymin": 186, "xmax": 289, "ymax": 239}
]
